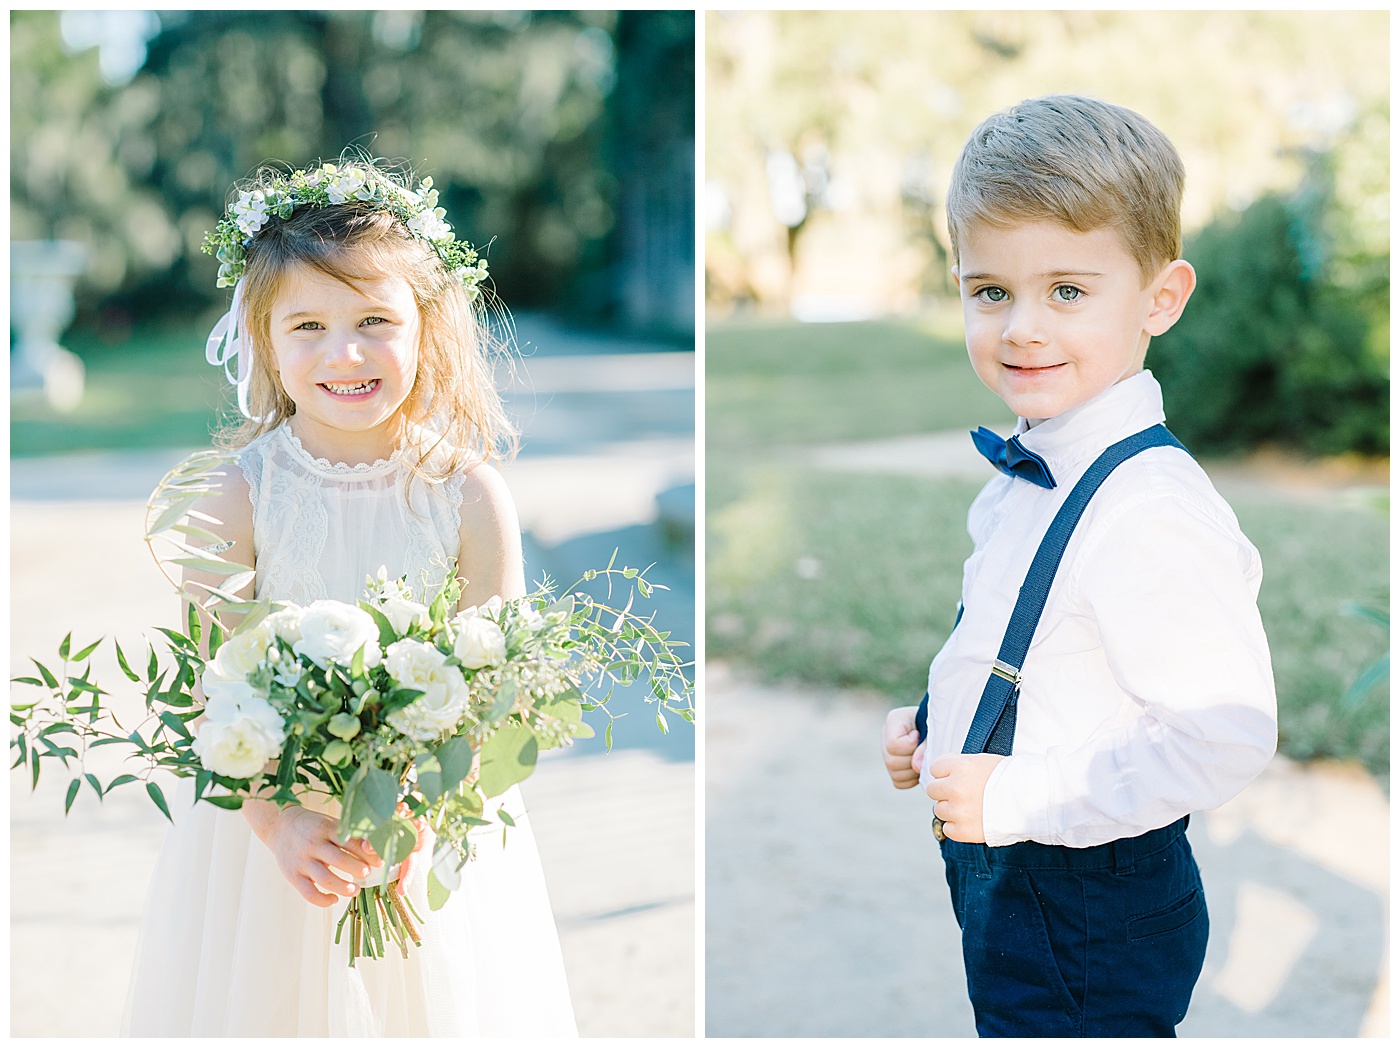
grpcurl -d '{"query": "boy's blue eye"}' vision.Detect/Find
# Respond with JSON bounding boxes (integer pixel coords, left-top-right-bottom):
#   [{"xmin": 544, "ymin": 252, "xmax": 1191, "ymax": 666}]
[
  {"xmin": 1054, "ymin": 285, "xmax": 1082, "ymax": 303},
  {"xmin": 978, "ymin": 287, "xmax": 1008, "ymax": 303}
]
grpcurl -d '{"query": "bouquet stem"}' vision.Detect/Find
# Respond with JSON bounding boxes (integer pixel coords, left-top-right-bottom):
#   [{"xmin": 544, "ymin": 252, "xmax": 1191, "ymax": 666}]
[{"xmin": 334, "ymin": 882, "xmax": 423, "ymax": 966}]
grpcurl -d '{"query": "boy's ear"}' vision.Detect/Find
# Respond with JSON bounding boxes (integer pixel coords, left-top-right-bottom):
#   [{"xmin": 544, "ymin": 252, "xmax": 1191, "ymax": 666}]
[
  {"xmin": 950, "ymin": 263, "xmax": 960, "ymax": 289},
  {"xmin": 1143, "ymin": 259, "xmax": 1196, "ymax": 337}
]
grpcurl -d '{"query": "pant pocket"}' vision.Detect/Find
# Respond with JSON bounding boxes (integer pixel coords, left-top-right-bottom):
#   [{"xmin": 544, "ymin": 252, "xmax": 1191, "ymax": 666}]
[
  {"xmin": 1128, "ymin": 886, "xmax": 1205, "ymax": 941},
  {"xmin": 960, "ymin": 867, "xmax": 1083, "ymax": 1035}
]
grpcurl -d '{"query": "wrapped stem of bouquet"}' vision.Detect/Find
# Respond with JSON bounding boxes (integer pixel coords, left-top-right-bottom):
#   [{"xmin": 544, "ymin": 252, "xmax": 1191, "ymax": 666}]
[{"xmin": 12, "ymin": 453, "xmax": 694, "ymax": 964}]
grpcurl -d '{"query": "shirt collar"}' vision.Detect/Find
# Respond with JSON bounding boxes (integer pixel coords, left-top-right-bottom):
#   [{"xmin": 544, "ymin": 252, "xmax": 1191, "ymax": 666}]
[{"xmin": 1012, "ymin": 370, "xmax": 1168, "ymax": 477}]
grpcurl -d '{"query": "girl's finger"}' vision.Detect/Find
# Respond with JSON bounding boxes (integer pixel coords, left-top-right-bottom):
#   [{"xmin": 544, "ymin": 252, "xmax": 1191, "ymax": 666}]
[
  {"xmin": 297, "ymin": 875, "xmax": 341, "ymax": 908},
  {"xmin": 307, "ymin": 860, "xmax": 358, "ymax": 899}
]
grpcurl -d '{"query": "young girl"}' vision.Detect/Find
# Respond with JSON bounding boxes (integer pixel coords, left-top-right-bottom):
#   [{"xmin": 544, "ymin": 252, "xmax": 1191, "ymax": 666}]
[{"xmin": 122, "ymin": 159, "xmax": 578, "ymax": 1037}]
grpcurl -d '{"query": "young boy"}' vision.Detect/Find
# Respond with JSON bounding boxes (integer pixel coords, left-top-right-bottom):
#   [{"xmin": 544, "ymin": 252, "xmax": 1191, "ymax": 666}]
[{"xmin": 881, "ymin": 95, "xmax": 1277, "ymax": 1036}]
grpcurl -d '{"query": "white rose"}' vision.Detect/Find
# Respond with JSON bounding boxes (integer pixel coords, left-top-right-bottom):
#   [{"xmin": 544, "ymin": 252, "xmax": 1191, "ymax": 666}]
[
  {"xmin": 380, "ymin": 596, "xmax": 429, "ymax": 635},
  {"xmin": 383, "ymin": 638, "xmax": 471, "ymax": 742},
  {"xmin": 293, "ymin": 600, "xmax": 383, "ymax": 669},
  {"xmin": 206, "ymin": 616, "xmax": 277, "ymax": 683},
  {"xmin": 452, "ymin": 615, "xmax": 507, "ymax": 670},
  {"xmin": 193, "ymin": 685, "xmax": 286, "ymax": 779}
]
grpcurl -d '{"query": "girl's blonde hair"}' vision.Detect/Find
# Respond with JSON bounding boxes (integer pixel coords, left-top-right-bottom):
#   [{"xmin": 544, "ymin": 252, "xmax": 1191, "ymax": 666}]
[{"xmin": 216, "ymin": 159, "xmax": 517, "ymax": 478}]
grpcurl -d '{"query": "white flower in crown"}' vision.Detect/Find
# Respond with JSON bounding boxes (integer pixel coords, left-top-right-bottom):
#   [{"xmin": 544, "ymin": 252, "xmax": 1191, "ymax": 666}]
[
  {"xmin": 232, "ymin": 190, "xmax": 271, "ymax": 237},
  {"xmin": 407, "ymin": 206, "xmax": 452, "ymax": 242},
  {"xmin": 326, "ymin": 166, "xmax": 368, "ymax": 205}
]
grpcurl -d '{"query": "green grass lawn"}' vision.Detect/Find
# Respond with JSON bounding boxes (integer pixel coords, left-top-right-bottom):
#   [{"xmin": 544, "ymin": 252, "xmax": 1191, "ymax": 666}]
[
  {"xmin": 707, "ymin": 317, "xmax": 1390, "ymax": 778},
  {"xmin": 12, "ymin": 322, "xmax": 235, "ymax": 456}
]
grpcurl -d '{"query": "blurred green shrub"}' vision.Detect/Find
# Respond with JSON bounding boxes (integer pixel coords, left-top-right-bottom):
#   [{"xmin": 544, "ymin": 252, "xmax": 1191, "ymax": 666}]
[{"xmin": 1151, "ymin": 159, "xmax": 1389, "ymax": 456}]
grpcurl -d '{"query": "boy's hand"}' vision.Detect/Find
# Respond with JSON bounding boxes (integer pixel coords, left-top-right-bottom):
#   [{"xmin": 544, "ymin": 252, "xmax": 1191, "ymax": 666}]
[
  {"xmin": 925, "ymin": 753, "xmax": 1004, "ymax": 843},
  {"xmin": 882, "ymin": 706, "xmax": 923, "ymax": 789}
]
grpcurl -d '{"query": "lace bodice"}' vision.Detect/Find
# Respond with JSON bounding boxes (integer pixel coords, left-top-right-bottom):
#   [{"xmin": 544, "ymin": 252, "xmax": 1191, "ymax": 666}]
[{"xmin": 237, "ymin": 424, "xmax": 468, "ymax": 605}]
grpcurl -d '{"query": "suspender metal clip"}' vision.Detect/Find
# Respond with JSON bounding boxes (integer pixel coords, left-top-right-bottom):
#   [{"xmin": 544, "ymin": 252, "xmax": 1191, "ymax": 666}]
[{"xmin": 991, "ymin": 659, "xmax": 1022, "ymax": 685}]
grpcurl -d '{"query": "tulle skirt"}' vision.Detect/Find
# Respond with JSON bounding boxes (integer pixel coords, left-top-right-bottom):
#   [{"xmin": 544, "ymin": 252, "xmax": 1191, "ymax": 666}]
[{"xmin": 122, "ymin": 781, "xmax": 577, "ymax": 1037}]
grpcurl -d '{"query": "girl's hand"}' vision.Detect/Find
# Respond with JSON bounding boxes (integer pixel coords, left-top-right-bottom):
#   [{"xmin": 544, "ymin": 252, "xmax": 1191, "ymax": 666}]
[
  {"xmin": 244, "ymin": 801, "xmax": 380, "ymax": 907},
  {"xmin": 381, "ymin": 805, "xmax": 430, "ymax": 900}
]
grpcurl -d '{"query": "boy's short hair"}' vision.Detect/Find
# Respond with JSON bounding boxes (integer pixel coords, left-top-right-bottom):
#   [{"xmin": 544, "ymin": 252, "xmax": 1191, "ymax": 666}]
[{"xmin": 946, "ymin": 95, "xmax": 1185, "ymax": 285}]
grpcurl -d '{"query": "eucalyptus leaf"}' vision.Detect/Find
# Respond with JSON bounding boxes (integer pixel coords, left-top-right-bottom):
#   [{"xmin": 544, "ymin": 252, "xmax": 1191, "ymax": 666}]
[
  {"xmin": 64, "ymin": 777, "xmax": 81, "ymax": 814},
  {"xmin": 427, "ymin": 868, "xmax": 453, "ymax": 911},
  {"xmin": 477, "ymin": 723, "xmax": 538, "ymax": 797},
  {"xmin": 433, "ymin": 735, "xmax": 475, "ymax": 792}
]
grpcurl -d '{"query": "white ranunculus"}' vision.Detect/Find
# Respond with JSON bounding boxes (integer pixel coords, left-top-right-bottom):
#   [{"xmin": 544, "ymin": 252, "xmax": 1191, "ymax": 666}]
[
  {"xmin": 452, "ymin": 614, "xmax": 507, "ymax": 670},
  {"xmin": 193, "ymin": 684, "xmax": 286, "ymax": 779},
  {"xmin": 380, "ymin": 596, "xmax": 429, "ymax": 635},
  {"xmin": 383, "ymin": 639, "xmax": 471, "ymax": 742},
  {"xmin": 293, "ymin": 601, "xmax": 383, "ymax": 669},
  {"xmin": 264, "ymin": 605, "xmax": 305, "ymax": 644}
]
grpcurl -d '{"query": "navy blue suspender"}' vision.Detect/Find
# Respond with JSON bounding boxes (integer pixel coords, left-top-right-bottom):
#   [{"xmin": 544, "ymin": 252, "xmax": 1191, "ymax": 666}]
[{"xmin": 914, "ymin": 424, "xmax": 1186, "ymax": 756}]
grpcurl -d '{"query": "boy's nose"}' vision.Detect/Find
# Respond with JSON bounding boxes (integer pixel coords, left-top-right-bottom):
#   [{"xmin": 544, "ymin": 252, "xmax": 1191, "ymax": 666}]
[{"xmin": 1001, "ymin": 304, "xmax": 1047, "ymax": 346}]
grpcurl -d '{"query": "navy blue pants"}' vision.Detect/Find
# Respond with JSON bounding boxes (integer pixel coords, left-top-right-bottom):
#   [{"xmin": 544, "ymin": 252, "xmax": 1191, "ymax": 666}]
[{"xmin": 939, "ymin": 818, "xmax": 1208, "ymax": 1037}]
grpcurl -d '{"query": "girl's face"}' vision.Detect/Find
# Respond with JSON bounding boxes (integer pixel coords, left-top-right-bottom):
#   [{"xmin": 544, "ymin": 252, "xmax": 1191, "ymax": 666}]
[{"xmin": 267, "ymin": 262, "xmax": 421, "ymax": 460}]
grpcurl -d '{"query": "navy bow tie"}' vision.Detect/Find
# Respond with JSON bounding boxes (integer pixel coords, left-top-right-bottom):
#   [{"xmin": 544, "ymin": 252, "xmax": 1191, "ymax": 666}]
[{"xmin": 970, "ymin": 427, "xmax": 1057, "ymax": 489}]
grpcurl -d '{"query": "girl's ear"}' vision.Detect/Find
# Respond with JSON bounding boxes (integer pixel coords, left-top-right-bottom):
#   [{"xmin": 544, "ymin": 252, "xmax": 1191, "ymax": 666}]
[{"xmin": 1143, "ymin": 260, "xmax": 1196, "ymax": 337}]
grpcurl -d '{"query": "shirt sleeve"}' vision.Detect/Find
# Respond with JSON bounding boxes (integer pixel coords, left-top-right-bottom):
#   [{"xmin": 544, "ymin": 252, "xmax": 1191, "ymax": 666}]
[{"xmin": 981, "ymin": 486, "xmax": 1278, "ymax": 848}]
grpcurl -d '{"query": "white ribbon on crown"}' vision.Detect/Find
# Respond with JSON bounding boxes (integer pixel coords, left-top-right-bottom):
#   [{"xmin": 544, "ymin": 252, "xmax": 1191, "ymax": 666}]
[{"xmin": 204, "ymin": 278, "xmax": 258, "ymax": 420}]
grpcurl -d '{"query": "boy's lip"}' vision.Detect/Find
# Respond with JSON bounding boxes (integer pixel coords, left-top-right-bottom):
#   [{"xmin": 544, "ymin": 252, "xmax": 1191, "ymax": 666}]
[{"xmin": 1002, "ymin": 362, "xmax": 1066, "ymax": 374}]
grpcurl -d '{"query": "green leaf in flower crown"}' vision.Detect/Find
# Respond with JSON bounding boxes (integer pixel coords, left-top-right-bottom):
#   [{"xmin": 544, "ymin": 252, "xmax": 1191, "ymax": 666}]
[
  {"xmin": 203, "ymin": 795, "xmax": 244, "ymax": 810},
  {"xmin": 477, "ymin": 723, "xmax": 538, "ymax": 798}
]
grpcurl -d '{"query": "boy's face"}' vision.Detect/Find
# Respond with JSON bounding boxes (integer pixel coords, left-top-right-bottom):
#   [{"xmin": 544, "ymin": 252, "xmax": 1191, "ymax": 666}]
[{"xmin": 953, "ymin": 221, "xmax": 1180, "ymax": 425}]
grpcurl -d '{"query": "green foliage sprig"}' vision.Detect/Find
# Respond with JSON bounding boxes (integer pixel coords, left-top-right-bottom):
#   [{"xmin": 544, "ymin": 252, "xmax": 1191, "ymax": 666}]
[{"xmin": 201, "ymin": 160, "xmax": 489, "ymax": 297}]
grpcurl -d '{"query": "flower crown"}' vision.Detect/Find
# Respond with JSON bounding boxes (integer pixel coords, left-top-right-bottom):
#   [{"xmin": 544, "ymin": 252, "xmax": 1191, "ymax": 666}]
[{"xmin": 201, "ymin": 162, "xmax": 488, "ymax": 298}]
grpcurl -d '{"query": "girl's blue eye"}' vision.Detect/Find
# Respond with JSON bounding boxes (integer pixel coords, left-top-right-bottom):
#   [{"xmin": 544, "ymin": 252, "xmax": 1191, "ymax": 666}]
[
  {"xmin": 1054, "ymin": 285, "xmax": 1082, "ymax": 303},
  {"xmin": 360, "ymin": 316, "xmax": 387, "ymax": 326},
  {"xmin": 978, "ymin": 286, "xmax": 1008, "ymax": 303},
  {"xmin": 295, "ymin": 321, "xmax": 323, "ymax": 330}
]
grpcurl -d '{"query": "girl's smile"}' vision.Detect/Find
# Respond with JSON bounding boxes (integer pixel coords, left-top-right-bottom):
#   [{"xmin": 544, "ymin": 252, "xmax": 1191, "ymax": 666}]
[{"xmin": 269, "ymin": 263, "xmax": 420, "ymax": 463}]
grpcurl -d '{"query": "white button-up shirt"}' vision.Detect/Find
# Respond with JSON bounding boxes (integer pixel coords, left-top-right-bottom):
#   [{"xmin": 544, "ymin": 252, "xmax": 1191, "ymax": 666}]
[{"xmin": 919, "ymin": 370, "xmax": 1277, "ymax": 848}]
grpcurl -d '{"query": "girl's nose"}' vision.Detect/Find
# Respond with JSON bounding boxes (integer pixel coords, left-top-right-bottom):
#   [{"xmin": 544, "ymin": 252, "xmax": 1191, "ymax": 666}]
[{"xmin": 325, "ymin": 336, "xmax": 366, "ymax": 367}]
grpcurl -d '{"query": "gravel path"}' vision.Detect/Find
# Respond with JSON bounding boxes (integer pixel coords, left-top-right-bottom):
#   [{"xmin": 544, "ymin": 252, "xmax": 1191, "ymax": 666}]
[{"xmin": 705, "ymin": 665, "xmax": 1388, "ymax": 1037}]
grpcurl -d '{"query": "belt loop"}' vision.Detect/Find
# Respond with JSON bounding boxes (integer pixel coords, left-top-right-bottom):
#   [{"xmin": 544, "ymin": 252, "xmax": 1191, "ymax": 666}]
[
  {"xmin": 1112, "ymin": 834, "xmax": 1135, "ymax": 876},
  {"xmin": 974, "ymin": 844, "xmax": 992, "ymax": 880}
]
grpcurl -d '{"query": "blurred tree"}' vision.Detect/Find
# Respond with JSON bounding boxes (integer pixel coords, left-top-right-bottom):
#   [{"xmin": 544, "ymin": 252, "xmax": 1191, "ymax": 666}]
[
  {"xmin": 11, "ymin": 9, "xmax": 694, "ymax": 334},
  {"xmin": 706, "ymin": 10, "xmax": 1388, "ymax": 323},
  {"xmin": 1151, "ymin": 156, "xmax": 1389, "ymax": 456}
]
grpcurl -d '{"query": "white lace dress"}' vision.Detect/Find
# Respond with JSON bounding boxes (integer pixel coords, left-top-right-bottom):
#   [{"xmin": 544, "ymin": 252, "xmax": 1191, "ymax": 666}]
[{"xmin": 123, "ymin": 424, "xmax": 578, "ymax": 1037}]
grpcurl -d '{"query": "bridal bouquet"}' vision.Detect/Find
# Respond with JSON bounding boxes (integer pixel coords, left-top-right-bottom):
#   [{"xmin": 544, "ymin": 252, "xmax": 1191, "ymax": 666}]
[{"xmin": 11, "ymin": 454, "xmax": 693, "ymax": 964}]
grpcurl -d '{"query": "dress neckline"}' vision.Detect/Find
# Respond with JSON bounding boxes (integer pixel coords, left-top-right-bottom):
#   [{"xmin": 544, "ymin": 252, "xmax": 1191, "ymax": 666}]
[{"xmin": 277, "ymin": 422, "xmax": 403, "ymax": 479}]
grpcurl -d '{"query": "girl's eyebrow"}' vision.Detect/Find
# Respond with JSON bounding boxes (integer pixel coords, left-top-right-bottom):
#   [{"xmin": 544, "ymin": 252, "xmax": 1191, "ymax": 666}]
[{"xmin": 279, "ymin": 304, "xmax": 401, "ymax": 322}]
